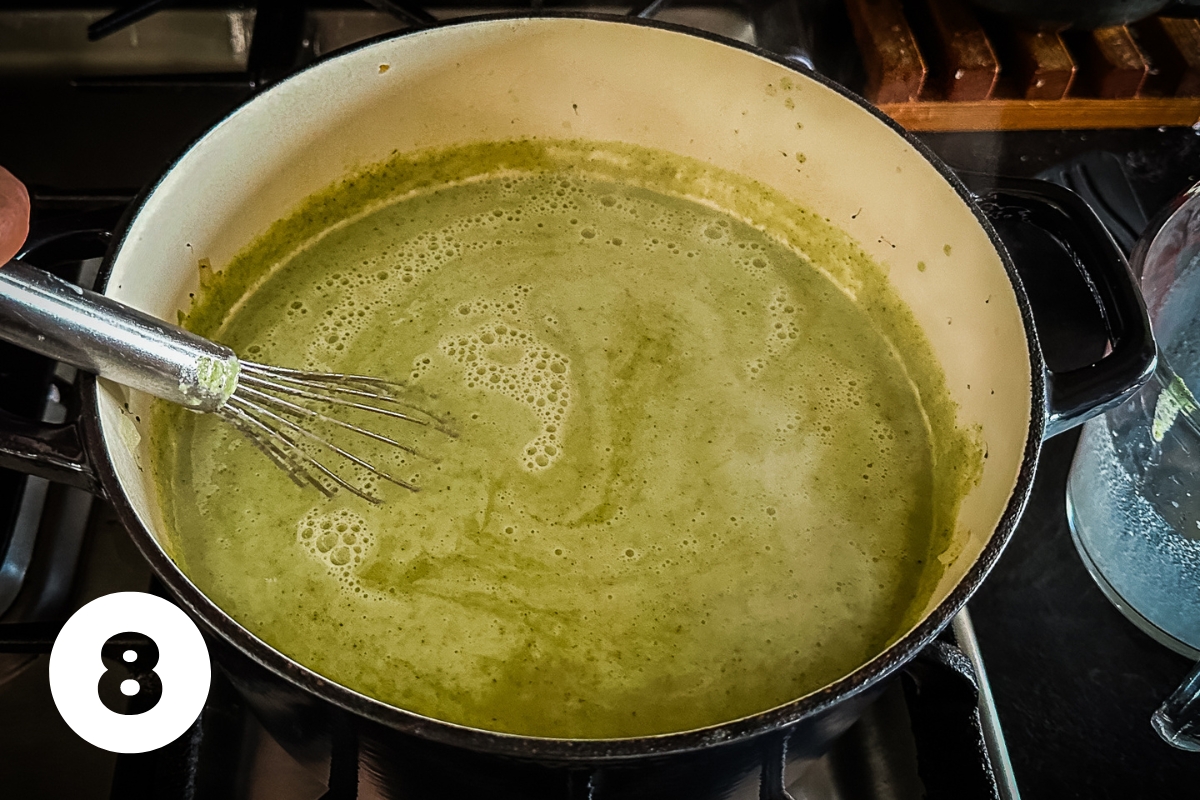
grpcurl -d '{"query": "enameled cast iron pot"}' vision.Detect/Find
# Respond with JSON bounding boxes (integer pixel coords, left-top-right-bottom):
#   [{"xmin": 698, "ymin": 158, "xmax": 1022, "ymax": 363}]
[{"xmin": 0, "ymin": 14, "xmax": 1156, "ymax": 799}]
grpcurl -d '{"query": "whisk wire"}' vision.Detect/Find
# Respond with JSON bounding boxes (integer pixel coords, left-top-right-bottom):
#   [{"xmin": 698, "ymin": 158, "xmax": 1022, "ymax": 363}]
[
  {"xmin": 221, "ymin": 403, "xmax": 329, "ymax": 494},
  {"xmin": 236, "ymin": 383, "xmax": 430, "ymax": 460},
  {"xmin": 224, "ymin": 395, "xmax": 401, "ymax": 503},
  {"xmin": 226, "ymin": 392, "xmax": 419, "ymax": 495},
  {"xmin": 239, "ymin": 363, "xmax": 457, "ymax": 435},
  {"xmin": 238, "ymin": 372, "xmax": 440, "ymax": 436}
]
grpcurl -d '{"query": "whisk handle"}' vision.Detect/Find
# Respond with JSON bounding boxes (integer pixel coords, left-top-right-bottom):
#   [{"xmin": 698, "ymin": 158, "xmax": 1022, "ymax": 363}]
[{"xmin": 0, "ymin": 261, "xmax": 239, "ymax": 412}]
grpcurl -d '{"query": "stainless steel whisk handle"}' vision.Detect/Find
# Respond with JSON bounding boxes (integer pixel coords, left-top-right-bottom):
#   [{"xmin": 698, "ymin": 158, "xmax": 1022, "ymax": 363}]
[{"xmin": 0, "ymin": 261, "xmax": 239, "ymax": 412}]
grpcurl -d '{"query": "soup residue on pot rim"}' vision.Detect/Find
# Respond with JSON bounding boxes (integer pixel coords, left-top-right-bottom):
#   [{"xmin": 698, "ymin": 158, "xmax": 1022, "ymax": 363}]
[{"xmin": 150, "ymin": 138, "xmax": 983, "ymax": 739}]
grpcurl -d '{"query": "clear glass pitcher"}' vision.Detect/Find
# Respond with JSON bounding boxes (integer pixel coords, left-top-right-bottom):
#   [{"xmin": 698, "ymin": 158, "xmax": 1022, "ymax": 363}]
[{"xmin": 1066, "ymin": 180, "xmax": 1200, "ymax": 748}]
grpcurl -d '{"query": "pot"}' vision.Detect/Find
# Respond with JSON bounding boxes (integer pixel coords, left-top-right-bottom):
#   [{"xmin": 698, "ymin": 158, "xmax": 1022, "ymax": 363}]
[{"xmin": 0, "ymin": 14, "xmax": 1155, "ymax": 798}]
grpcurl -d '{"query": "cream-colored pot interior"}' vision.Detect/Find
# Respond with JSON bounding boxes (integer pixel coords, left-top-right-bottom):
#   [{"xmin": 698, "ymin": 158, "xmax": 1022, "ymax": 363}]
[{"xmin": 98, "ymin": 16, "xmax": 1031, "ymax": 683}]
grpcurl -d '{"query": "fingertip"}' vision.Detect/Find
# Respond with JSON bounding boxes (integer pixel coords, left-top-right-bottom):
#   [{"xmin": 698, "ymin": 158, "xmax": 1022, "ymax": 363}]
[{"xmin": 0, "ymin": 166, "xmax": 30, "ymax": 265}]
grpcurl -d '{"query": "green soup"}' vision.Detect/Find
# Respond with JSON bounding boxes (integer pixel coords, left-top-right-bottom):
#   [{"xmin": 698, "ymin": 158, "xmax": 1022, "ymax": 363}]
[{"xmin": 152, "ymin": 140, "xmax": 981, "ymax": 739}]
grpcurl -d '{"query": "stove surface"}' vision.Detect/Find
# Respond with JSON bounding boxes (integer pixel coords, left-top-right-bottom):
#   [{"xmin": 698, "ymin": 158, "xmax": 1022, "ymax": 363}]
[{"xmin": 3, "ymin": 2, "xmax": 1199, "ymax": 798}]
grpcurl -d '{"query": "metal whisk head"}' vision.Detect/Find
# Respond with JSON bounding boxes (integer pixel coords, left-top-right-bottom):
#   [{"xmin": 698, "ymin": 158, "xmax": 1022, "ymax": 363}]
[{"xmin": 219, "ymin": 362, "xmax": 457, "ymax": 504}]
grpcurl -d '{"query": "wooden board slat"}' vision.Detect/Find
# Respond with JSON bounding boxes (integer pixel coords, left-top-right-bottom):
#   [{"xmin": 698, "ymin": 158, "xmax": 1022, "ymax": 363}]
[
  {"xmin": 1074, "ymin": 25, "xmax": 1150, "ymax": 98},
  {"xmin": 1009, "ymin": 29, "xmax": 1077, "ymax": 100},
  {"xmin": 877, "ymin": 97, "xmax": 1200, "ymax": 130},
  {"xmin": 1133, "ymin": 16, "xmax": 1200, "ymax": 96},
  {"xmin": 921, "ymin": 0, "xmax": 1000, "ymax": 101},
  {"xmin": 844, "ymin": 0, "xmax": 927, "ymax": 103},
  {"xmin": 1163, "ymin": 18, "xmax": 1200, "ymax": 96}
]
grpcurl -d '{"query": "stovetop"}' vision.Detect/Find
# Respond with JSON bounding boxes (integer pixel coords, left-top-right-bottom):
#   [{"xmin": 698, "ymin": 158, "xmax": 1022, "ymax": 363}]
[{"xmin": 2, "ymin": 3, "xmax": 1200, "ymax": 799}]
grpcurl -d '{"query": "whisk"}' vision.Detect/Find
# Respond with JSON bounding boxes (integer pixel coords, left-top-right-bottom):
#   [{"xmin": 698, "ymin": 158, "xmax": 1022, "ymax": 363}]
[{"xmin": 0, "ymin": 261, "xmax": 453, "ymax": 503}]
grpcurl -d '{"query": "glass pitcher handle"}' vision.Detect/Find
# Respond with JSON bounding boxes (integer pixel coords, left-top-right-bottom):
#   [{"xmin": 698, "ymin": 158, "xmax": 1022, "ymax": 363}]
[{"xmin": 1152, "ymin": 660, "xmax": 1200, "ymax": 751}]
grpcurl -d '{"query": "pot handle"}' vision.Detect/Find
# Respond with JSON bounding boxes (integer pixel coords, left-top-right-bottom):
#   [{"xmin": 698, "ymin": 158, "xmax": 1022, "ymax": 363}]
[
  {"xmin": 0, "ymin": 409, "xmax": 98, "ymax": 494},
  {"xmin": 965, "ymin": 174, "xmax": 1157, "ymax": 439},
  {"xmin": 902, "ymin": 639, "xmax": 1001, "ymax": 800}
]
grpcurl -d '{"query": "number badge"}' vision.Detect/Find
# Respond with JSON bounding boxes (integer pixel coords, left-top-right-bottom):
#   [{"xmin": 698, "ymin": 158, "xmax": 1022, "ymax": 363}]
[{"xmin": 49, "ymin": 592, "xmax": 211, "ymax": 753}]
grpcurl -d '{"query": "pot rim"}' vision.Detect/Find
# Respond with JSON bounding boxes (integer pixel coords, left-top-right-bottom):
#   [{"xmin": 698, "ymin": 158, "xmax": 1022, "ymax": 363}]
[{"xmin": 83, "ymin": 11, "xmax": 1046, "ymax": 762}]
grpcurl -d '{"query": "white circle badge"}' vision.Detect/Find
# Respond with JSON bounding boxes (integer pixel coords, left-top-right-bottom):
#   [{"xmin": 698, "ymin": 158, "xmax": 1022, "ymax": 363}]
[{"xmin": 49, "ymin": 592, "xmax": 211, "ymax": 753}]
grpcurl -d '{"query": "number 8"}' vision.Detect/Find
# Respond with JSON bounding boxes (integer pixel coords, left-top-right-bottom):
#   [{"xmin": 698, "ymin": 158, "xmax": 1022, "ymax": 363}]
[
  {"xmin": 49, "ymin": 592, "xmax": 211, "ymax": 754},
  {"xmin": 98, "ymin": 632, "xmax": 162, "ymax": 716}
]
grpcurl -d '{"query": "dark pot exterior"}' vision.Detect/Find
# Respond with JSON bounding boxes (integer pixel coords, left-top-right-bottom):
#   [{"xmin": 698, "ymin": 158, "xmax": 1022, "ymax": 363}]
[{"xmin": 206, "ymin": 623, "xmax": 884, "ymax": 800}]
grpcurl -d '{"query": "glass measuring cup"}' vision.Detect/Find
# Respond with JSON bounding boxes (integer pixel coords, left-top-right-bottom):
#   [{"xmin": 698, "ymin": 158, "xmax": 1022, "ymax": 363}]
[{"xmin": 1066, "ymin": 181, "xmax": 1200, "ymax": 748}]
